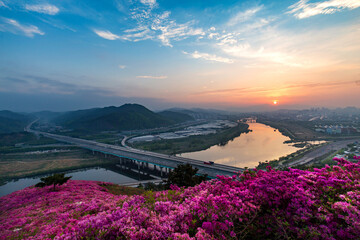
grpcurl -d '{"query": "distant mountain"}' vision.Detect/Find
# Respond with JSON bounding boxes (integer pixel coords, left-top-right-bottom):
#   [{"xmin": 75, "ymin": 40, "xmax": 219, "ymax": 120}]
[
  {"xmin": 0, "ymin": 110, "xmax": 33, "ymax": 133},
  {"xmin": 158, "ymin": 110, "xmax": 194, "ymax": 123},
  {"xmin": 32, "ymin": 111, "xmax": 61, "ymax": 121},
  {"xmin": 166, "ymin": 108, "xmax": 229, "ymax": 120},
  {"xmin": 53, "ymin": 104, "xmax": 191, "ymax": 132}
]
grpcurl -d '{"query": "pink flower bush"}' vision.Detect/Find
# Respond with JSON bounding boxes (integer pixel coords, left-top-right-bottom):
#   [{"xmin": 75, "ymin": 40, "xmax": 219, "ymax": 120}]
[{"xmin": 1, "ymin": 158, "xmax": 359, "ymax": 239}]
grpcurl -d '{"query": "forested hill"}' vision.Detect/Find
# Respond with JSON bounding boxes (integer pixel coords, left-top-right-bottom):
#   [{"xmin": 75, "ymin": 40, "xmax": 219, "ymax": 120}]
[
  {"xmin": 0, "ymin": 111, "xmax": 33, "ymax": 134},
  {"xmin": 158, "ymin": 110, "xmax": 194, "ymax": 123},
  {"xmin": 53, "ymin": 104, "xmax": 193, "ymax": 132}
]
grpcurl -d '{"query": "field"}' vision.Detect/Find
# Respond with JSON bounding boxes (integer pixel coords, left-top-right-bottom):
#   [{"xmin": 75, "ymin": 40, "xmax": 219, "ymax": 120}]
[
  {"xmin": 130, "ymin": 123, "xmax": 249, "ymax": 155},
  {"xmin": 259, "ymin": 120, "xmax": 324, "ymax": 141},
  {"xmin": 259, "ymin": 120, "xmax": 360, "ymax": 142},
  {"xmin": 55, "ymin": 130, "xmax": 123, "ymax": 144}
]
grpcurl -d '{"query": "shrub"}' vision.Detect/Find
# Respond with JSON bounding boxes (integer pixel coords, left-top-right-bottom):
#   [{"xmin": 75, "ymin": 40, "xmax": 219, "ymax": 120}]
[{"xmin": 35, "ymin": 173, "xmax": 72, "ymax": 191}]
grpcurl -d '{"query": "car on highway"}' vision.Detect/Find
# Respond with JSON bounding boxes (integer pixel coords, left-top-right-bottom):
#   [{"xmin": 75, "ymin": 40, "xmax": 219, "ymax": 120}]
[{"xmin": 204, "ymin": 161, "xmax": 214, "ymax": 165}]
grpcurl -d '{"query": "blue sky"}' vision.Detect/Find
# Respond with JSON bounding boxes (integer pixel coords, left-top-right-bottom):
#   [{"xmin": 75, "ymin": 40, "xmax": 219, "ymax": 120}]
[{"xmin": 0, "ymin": 0, "xmax": 359, "ymax": 112}]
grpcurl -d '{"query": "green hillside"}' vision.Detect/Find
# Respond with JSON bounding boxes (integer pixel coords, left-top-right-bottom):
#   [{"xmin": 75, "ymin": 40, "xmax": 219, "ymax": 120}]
[
  {"xmin": 53, "ymin": 104, "xmax": 191, "ymax": 132},
  {"xmin": 158, "ymin": 110, "xmax": 194, "ymax": 123},
  {"xmin": 0, "ymin": 111, "xmax": 33, "ymax": 134}
]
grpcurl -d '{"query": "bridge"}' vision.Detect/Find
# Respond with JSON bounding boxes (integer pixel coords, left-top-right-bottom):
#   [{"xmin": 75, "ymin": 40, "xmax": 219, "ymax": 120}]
[{"xmin": 26, "ymin": 122, "xmax": 243, "ymax": 178}]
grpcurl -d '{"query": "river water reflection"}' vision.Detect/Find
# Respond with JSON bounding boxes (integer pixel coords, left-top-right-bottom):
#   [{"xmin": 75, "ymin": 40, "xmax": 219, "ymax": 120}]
[
  {"xmin": 0, "ymin": 167, "xmax": 135, "ymax": 197},
  {"xmin": 179, "ymin": 123, "xmax": 303, "ymax": 168}
]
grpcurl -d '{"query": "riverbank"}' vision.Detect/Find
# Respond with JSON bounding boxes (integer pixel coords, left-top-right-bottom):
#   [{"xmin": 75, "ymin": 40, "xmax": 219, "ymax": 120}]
[
  {"xmin": 257, "ymin": 120, "xmax": 321, "ymax": 141},
  {"xmin": 258, "ymin": 119, "xmax": 360, "ymax": 142},
  {"xmin": 257, "ymin": 143, "xmax": 327, "ymax": 169},
  {"xmin": 130, "ymin": 123, "xmax": 249, "ymax": 155},
  {"xmin": 257, "ymin": 138, "xmax": 360, "ymax": 170}
]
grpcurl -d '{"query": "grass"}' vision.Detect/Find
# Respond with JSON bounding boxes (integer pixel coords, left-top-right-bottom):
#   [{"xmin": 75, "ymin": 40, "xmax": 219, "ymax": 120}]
[
  {"xmin": 0, "ymin": 132, "xmax": 59, "ymax": 147},
  {"xmin": 130, "ymin": 123, "xmax": 249, "ymax": 155},
  {"xmin": 100, "ymin": 183, "xmax": 146, "ymax": 196},
  {"xmin": 54, "ymin": 130, "xmax": 123, "ymax": 144}
]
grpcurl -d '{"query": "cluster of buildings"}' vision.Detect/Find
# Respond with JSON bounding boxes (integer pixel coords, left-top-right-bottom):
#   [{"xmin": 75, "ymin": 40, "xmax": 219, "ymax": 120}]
[
  {"xmin": 314, "ymin": 125, "xmax": 360, "ymax": 135},
  {"xmin": 129, "ymin": 120, "xmax": 238, "ymax": 143}
]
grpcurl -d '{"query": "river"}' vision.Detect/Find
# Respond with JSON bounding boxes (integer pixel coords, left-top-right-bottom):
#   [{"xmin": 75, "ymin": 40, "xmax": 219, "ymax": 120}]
[{"xmin": 179, "ymin": 122, "xmax": 304, "ymax": 168}]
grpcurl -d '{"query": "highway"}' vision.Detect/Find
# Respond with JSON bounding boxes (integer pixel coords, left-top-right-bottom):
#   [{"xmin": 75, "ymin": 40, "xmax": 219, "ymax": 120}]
[{"xmin": 25, "ymin": 121, "xmax": 243, "ymax": 178}]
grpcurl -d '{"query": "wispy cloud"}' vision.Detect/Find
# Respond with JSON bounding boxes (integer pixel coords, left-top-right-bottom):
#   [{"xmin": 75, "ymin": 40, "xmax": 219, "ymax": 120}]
[
  {"xmin": 0, "ymin": 74, "xmax": 125, "ymax": 100},
  {"xmin": 154, "ymin": 21, "xmax": 205, "ymax": 47},
  {"xmin": 38, "ymin": 18, "xmax": 76, "ymax": 32},
  {"xmin": 93, "ymin": 29, "xmax": 121, "ymax": 40},
  {"xmin": 25, "ymin": 4, "xmax": 60, "ymax": 15},
  {"xmin": 140, "ymin": 0, "xmax": 157, "ymax": 8},
  {"xmin": 221, "ymin": 43, "xmax": 304, "ymax": 67},
  {"xmin": 123, "ymin": 26, "xmax": 153, "ymax": 42},
  {"xmin": 227, "ymin": 6, "xmax": 263, "ymax": 26},
  {"xmin": 1, "ymin": 75, "xmax": 77, "ymax": 95},
  {"xmin": 0, "ymin": 18, "xmax": 44, "ymax": 37},
  {"xmin": 129, "ymin": 6, "xmax": 204, "ymax": 47},
  {"xmin": 118, "ymin": 65, "xmax": 126, "ymax": 69},
  {"xmin": 204, "ymin": 6, "xmax": 360, "ymax": 68},
  {"xmin": 136, "ymin": 75, "xmax": 167, "ymax": 79},
  {"xmin": 205, "ymin": 25, "xmax": 305, "ymax": 67},
  {"xmin": 288, "ymin": 0, "xmax": 360, "ymax": 19},
  {"xmin": 193, "ymin": 80, "xmax": 358, "ymax": 97},
  {"xmin": 94, "ymin": 2, "xmax": 204, "ymax": 47},
  {"xmin": 0, "ymin": 0, "xmax": 8, "ymax": 8},
  {"xmin": 183, "ymin": 51, "xmax": 234, "ymax": 63}
]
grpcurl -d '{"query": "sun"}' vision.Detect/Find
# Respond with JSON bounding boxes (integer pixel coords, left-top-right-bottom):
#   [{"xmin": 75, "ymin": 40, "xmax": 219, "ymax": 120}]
[{"xmin": 273, "ymin": 100, "xmax": 278, "ymax": 105}]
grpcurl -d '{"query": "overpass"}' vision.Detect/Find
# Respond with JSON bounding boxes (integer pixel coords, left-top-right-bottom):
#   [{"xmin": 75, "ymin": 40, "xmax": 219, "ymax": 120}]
[{"xmin": 25, "ymin": 122, "xmax": 243, "ymax": 178}]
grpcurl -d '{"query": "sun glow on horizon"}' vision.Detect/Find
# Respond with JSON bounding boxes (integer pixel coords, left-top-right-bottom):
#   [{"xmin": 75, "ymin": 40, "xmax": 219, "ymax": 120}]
[{"xmin": 273, "ymin": 100, "xmax": 278, "ymax": 105}]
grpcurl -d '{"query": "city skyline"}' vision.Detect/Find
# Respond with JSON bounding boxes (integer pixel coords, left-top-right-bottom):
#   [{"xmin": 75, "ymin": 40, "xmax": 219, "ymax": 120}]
[{"xmin": 0, "ymin": 0, "xmax": 359, "ymax": 111}]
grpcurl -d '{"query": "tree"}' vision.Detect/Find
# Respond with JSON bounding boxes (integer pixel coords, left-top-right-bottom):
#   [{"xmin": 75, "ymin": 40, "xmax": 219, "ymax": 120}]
[
  {"xmin": 35, "ymin": 173, "xmax": 72, "ymax": 191},
  {"xmin": 165, "ymin": 163, "xmax": 207, "ymax": 188}
]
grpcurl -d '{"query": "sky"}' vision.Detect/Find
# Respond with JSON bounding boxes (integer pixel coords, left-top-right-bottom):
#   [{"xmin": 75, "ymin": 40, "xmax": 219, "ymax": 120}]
[{"xmin": 0, "ymin": 0, "xmax": 359, "ymax": 112}]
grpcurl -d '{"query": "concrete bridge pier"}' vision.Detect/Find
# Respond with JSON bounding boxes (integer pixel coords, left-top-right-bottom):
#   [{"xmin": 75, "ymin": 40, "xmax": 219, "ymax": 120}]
[
  {"xmin": 137, "ymin": 162, "xmax": 141, "ymax": 181},
  {"xmin": 119, "ymin": 158, "xmax": 123, "ymax": 167}
]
